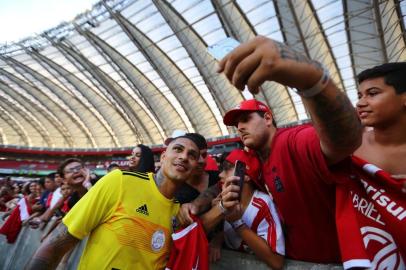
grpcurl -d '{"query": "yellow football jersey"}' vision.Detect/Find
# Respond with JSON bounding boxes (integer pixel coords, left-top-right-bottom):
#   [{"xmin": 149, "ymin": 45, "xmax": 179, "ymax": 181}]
[{"xmin": 63, "ymin": 170, "xmax": 179, "ymax": 269}]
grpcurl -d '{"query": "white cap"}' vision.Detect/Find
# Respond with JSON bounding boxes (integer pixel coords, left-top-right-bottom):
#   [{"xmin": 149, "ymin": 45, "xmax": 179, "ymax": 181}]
[{"xmin": 164, "ymin": 129, "xmax": 187, "ymax": 145}]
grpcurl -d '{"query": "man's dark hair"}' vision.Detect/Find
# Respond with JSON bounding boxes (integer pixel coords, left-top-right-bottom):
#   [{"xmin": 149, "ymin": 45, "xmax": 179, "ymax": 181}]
[
  {"xmin": 45, "ymin": 172, "xmax": 56, "ymax": 181},
  {"xmin": 257, "ymin": 111, "xmax": 277, "ymax": 127},
  {"xmin": 357, "ymin": 62, "xmax": 406, "ymax": 94},
  {"xmin": 135, "ymin": 144, "xmax": 155, "ymax": 173},
  {"xmin": 107, "ymin": 163, "xmax": 120, "ymax": 171},
  {"xmin": 185, "ymin": 133, "xmax": 208, "ymax": 150},
  {"xmin": 57, "ymin": 158, "xmax": 82, "ymax": 178},
  {"xmin": 38, "ymin": 178, "xmax": 45, "ymax": 188}
]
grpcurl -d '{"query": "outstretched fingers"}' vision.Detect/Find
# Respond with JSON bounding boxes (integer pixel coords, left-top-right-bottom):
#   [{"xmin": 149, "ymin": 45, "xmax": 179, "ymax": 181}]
[
  {"xmin": 218, "ymin": 42, "xmax": 255, "ymax": 84},
  {"xmin": 232, "ymin": 51, "xmax": 262, "ymax": 91}
]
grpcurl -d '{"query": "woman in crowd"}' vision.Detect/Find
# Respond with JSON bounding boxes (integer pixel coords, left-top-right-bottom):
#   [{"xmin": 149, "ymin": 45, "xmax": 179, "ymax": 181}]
[
  {"xmin": 128, "ymin": 144, "xmax": 155, "ymax": 173},
  {"xmin": 0, "ymin": 181, "xmax": 41, "ymax": 243}
]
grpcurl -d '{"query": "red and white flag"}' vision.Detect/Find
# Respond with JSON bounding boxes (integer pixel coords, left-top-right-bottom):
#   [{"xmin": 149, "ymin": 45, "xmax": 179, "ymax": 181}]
[
  {"xmin": 336, "ymin": 156, "xmax": 405, "ymax": 270},
  {"xmin": 0, "ymin": 197, "xmax": 32, "ymax": 243}
]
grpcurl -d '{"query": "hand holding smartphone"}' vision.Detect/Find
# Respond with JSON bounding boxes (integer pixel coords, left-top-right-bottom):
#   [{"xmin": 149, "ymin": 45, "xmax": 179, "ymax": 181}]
[{"xmin": 233, "ymin": 160, "xmax": 246, "ymax": 201}]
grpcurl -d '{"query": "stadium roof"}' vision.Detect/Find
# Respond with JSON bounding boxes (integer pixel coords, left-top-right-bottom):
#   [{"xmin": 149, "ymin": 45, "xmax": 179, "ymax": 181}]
[{"xmin": 0, "ymin": 0, "xmax": 405, "ymax": 149}]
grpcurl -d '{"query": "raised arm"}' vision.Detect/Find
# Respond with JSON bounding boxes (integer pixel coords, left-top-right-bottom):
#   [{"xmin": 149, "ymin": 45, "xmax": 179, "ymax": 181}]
[
  {"xmin": 25, "ymin": 223, "xmax": 79, "ymax": 270},
  {"xmin": 40, "ymin": 196, "xmax": 65, "ymax": 222},
  {"xmin": 177, "ymin": 184, "xmax": 220, "ymax": 226},
  {"xmin": 218, "ymin": 36, "xmax": 362, "ymax": 165}
]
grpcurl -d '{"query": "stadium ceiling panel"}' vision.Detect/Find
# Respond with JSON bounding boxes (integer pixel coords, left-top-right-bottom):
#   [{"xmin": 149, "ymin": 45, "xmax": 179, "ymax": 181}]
[{"xmin": 0, "ymin": 0, "xmax": 405, "ymax": 149}]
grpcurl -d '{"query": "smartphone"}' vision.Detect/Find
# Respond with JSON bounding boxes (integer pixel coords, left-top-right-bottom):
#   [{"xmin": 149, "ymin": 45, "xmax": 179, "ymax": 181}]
[
  {"xmin": 207, "ymin": 37, "xmax": 240, "ymax": 60},
  {"xmin": 233, "ymin": 160, "xmax": 246, "ymax": 200}
]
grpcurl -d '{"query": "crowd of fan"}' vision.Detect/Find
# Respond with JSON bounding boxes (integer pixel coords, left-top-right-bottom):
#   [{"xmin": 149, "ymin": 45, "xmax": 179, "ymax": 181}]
[
  {"xmin": 0, "ymin": 160, "xmax": 96, "ymax": 242},
  {"xmin": 0, "ymin": 36, "xmax": 405, "ymax": 270}
]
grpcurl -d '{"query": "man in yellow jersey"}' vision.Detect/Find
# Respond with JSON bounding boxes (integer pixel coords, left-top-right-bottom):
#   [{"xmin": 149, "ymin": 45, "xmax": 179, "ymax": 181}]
[{"xmin": 26, "ymin": 135, "xmax": 200, "ymax": 270}]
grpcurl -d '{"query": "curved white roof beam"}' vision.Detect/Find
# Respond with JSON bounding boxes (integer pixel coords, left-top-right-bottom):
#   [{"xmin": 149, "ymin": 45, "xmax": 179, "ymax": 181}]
[
  {"xmin": 106, "ymin": 8, "xmax": 222, "ymax": 138},
  {"xmin": 211, "ymin": 0, "xmax": 298, "ymax": 125},
  {"xmin": 273, "ymin": 0, "xmax": 345, "ymax": 90},
  {"xmin": 0, "ymin": 104, "xmax": 31, "ymax": 146},
  {"xmin": 0, "ymin": 69, "xmax": 74, "ymax": 147},
  {"xmin": 0, "ymin": 90, "xmax": 53, "ymax": 147},
  {"xmin": 0, "ymin": 127, "xmax": 6, "ymax": 145},
  {"xmin": 52, "ymin": 39, "xmax": 161, "ymax": 144},
  {"xmin": 28, "ymin": 48, "xmax": 121, "ymax": 147},
  {"xmin": 344, "ymin": 0, "xmax": 406, "ymax": 76},
  {"xmin": 153, "ymin": 0, "xmax": 244, "ymax": 134},
  {"xmin": 78, "ymin": 27, "xmax": 186, "ymax": 138},
  {"xmin": 0, "ymin": 56, "xmax": 97, "ymax": 147}
]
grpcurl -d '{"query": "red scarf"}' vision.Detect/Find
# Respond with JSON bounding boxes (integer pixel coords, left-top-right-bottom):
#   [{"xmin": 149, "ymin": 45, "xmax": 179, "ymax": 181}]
[{"xmin": 336, "ymin": 156, "xmax": 405, "ymax": 269}]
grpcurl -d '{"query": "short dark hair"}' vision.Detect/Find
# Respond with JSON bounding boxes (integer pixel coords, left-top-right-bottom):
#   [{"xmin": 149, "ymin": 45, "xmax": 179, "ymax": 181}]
[
  {"xmin": 38, "ymin": 178, "xmax": 45, "ymax": 188},
  {"xmin": 45, "ymin": 172, "xmax": 56, "ymax": 181},
  {"xmin": 357, "ymin": 62, "xmax": 406, "ymax": 94},
  {"xmin": 257, "ymin": 111, "xmax": 277, "ymax": 127},
  {"xmin": 57, "ymin": 158, "xmax": 82, "ymax": 178},
  {"xmin": 184, "ymin": 133, "xmax": 208, "ymax": 150},
  {"xmin": 135, "ymin": 144, "xmax": 155, "ymax": 173},
  {"xmin": 107, "ymin": 163, "xmax": 120, "ymax": 171}
]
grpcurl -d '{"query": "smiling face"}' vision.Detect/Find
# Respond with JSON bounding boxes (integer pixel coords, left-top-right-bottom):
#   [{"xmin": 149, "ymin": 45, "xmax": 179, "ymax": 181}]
[
  {"xmin": 55, "ymin": 173, "xmax": 63, "ymax": 187},
  {"xmin": 357, "ymin": 77, "xmax": 406, "ymax": 127},
  {"xmin": 61, "ymin": 183, "xmax": 72, "ymax": 198},
  {"xmin": 160, "ymin": 137, "xmax": 199, "ymax": 184},
  {"xmin": 29, "ymin": 182, "xmax": 38, "ymax": 196},
  {"xmin": 44, "ymin": 178, "xmax": 56, "ymax": 192},
  {"xmin": 63, "ymin": 161, "xmax": 85, "ymax": 187},
  {"xmin": 128, "ymin": 146, "xmax": 142, "ymax": 169}
]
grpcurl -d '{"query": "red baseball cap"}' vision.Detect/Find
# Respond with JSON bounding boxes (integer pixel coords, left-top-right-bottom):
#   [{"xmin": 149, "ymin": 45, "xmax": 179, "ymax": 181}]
[
  {"xmin": 205, "ymin": 155, "xmax": 219, "ymax": 171},
  {"xmin": 223, "ymin": 99, "xmax": 272, "ymax": 126},
  {"xmin": 225, "ymin": 149, "xmax": 261, "ymax": 185}
]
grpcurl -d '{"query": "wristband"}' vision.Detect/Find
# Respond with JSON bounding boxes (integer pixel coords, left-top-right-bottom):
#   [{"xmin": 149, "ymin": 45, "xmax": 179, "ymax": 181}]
[
  {"xmin": 230, "ymin": 219, "xmax": 245, "ymax": 230},
  {"xmin": 296, "ymin": 67, "xmax": 329, "ymax": 98},
  {"xmin": 218, "ymin": 200, "xmax": 229, "ymax": 215}
]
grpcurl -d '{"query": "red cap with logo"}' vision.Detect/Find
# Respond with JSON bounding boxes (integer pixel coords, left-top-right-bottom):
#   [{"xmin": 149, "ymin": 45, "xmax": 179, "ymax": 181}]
[
  {"xmin": 225, "ymin": 149, "xmax": 261, "ymax": 186},
  {"xmin": 223, "ymin": 99, "xmax": 272, "ymax": 126}
]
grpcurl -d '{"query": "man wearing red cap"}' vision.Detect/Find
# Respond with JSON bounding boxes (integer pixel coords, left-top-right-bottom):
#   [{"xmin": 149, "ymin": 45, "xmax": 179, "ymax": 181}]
[{"xmin": 179, "ymin": 36, "xmax": 362, "ymax": 263}]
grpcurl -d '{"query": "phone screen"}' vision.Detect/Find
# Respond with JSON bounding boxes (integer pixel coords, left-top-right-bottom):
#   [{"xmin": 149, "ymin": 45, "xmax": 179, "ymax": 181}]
[
  {"xmin": 207, "ymin": 37, "xmax": 240, "ymax": 60},
  {"xmin": 234, "ymin": 160, "xmax": 246, "ymax": 200}
]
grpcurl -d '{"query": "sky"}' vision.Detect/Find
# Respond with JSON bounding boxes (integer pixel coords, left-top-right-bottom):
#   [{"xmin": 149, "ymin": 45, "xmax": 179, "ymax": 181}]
[{"xmin": 0, "ymin": 0, "xmax": 98, "ymax": 45}]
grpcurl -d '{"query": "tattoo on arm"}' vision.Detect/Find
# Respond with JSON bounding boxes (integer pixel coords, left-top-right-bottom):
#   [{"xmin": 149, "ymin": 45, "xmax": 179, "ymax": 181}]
[
  {"xmin": 310, "ymin": 90, "xmax": 362, "ymax": 163},
  {"xmin": 272, "ymin": 42, "xmax": 361, "ymax": 161},
  {"xmin": 275, "ymin": 41, "xmax": 314, "ymax": 65},
  {"xmin": 194, "ymin": 184, "xmax": 220, "ymax": 213},
  {"xmin": 154, "ymin": 170, "xmax": 164, "ymax": 186},
  {"xmin": 26, "ymin": 223, "xmax": 79, "ymax": 270}
]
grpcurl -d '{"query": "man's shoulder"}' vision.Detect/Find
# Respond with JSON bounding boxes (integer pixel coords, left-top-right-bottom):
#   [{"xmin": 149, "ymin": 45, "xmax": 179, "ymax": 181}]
[
  {"xmin": 275, "ymin": 123, "xmax": 315, "ymax": 137},
  {"xmin": 121, "ymin": 170, "xmax": 151, "ymax": 181},
  {"xmin": 272, "ymin": 124, "xmax": 317, "ymax": 149},
  {"xmin": 252, "ymin": 190, "xmax": 274, "ymax": 205}
]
